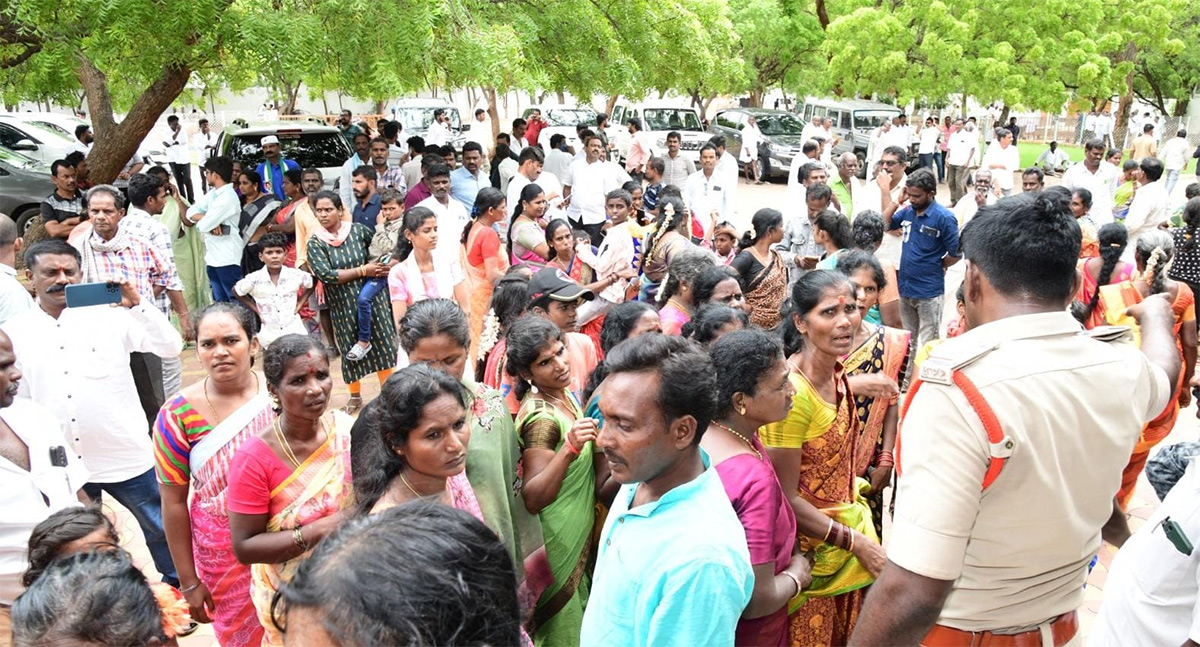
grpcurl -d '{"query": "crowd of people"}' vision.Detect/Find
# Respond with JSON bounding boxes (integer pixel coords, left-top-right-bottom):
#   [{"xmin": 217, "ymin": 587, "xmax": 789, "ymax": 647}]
[{"xmin": 1, "ymin": 103, "xmax": 1199, "ymax": 647}]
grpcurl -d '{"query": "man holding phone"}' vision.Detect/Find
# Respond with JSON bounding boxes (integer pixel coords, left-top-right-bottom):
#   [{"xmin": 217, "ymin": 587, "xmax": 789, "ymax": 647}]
[{"xmin": 5, "ymin": 239, "xmax": 183, "ymax": 591}]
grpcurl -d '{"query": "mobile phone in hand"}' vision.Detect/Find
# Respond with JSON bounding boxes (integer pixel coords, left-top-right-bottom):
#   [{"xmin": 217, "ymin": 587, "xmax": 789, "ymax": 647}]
[{"xmin": 65, "ymin": 282, "xmax": 122, "ymax": 308}]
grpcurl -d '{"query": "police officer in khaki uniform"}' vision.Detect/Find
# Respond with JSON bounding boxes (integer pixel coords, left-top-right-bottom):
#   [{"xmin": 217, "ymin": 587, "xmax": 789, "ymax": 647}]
[{"xmin": 849, "ymin": 190, "xmax": 1180, "ymax": 647}]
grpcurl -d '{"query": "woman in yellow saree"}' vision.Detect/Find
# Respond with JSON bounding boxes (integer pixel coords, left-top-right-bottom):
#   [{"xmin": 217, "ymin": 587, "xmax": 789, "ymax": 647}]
[
  {"xmin": 227, "ymin": 335, "xmax": 356, "ymax": 647},
  {"xmin": 762, "ymin": 271, "xmax": 886, "ymax": 647},
  {"xmin": 1097, "ymin": 230, "xmax": 1196, "ymax": 509},
  {"xmin": 834, "ymin": 250, "xmax": 910, "ymax": 539}
]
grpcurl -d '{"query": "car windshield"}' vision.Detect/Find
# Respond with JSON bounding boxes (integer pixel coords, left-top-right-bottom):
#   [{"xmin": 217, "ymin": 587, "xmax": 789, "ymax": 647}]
[
  {"xmin": 393, "ymin": 107, "xmax": 462, "ymax": 131},
  {"xmin": 28, "ymin": 121, "xmax": 73, "ymax": 137},
  {"xmin": 854, "ymin": 111, "xmax": 900, "ymax": 130},
  {"xmin": 542, "ymin": 108, "xmax": 596, "ymax": 127},
  {"xmin": 0, "ymin": 146, "xmax": 47, "ymax": 171},
  {"xmin": 226, "ymin": 132, "xmax": 351, "ymax": 169},
  {"xmin": 754, "ymin": 113, "xmax": 805, "ymax": 136},
  {"xmin": 642, "ymin": 109, "xmax": 702, "ymax": 132}
]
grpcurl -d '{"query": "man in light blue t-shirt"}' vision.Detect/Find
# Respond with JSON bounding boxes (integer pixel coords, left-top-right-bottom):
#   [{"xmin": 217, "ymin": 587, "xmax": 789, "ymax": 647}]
[{"xmin": 583, "ymin": 334, "xmax": 753, "ymax": 647}]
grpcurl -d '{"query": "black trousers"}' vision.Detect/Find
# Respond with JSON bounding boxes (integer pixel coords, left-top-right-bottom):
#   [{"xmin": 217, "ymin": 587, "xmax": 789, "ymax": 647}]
[
  {"xmin": 170, "ymin": 162, "xmax": 195, "ymax": 202},
  {"xmin": 129, "ymin": 352, "xmax": 164, "ymax": 430}
]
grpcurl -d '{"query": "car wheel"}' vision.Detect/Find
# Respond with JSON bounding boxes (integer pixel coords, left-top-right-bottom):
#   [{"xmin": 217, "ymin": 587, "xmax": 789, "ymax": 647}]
[
  {"xmin": 756, "ymin": 154, "xmax": 770, "ymax": 182},
  {"xmin": 12, "ymin": 206, "xmax": 38, "ymax": 236}
]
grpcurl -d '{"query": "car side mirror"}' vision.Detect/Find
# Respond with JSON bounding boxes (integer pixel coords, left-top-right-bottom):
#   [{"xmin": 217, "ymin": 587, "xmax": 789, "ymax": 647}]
[
  {"xmin": 461, "ymin": 124, "xmax": 471, "ymax": 132},
  {"xmin": 11, "ymin": 139, "xmax": 37, "ymax": 152}
]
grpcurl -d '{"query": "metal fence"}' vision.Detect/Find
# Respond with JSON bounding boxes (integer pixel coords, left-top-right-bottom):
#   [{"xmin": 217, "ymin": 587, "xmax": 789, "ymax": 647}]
[{"xmin": 976, "ymin": 114, "xmax": 1199, "ymax": 154}]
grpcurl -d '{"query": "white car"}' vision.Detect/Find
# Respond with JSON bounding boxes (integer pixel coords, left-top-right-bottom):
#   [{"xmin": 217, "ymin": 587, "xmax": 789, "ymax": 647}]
[
  {"xmin": 0, "ymin": 116, "xmax": 78, "ymax": 165},
  {"xmin": 609, "ymin": 101, "xmax": 709, "ymax": 164},
  {"xmin": 522, "ymin": 104, "xmax": 598, "ymax": 152},
  {"xmin": 391, "ymin": 99, "xmax": 468, "ymax": 152},
  {"xmin": 4, "ymin": 112, "xmax": 90, "ymax": 140},
  {"xmin": 214, "ymin": 119, "xmax": 354, "ymax": 192}
]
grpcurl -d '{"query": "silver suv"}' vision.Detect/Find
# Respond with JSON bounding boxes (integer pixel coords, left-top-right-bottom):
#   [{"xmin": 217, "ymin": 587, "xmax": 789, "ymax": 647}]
[{"xmin": 213, "ymin": 119, "xmax": 353, "ymax": 191}]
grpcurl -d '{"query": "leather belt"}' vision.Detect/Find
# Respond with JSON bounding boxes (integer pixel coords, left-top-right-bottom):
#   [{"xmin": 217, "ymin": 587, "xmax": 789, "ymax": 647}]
[{"xmin": 921, "ymin": 611, "xmax": 1078, "ymax": 647}]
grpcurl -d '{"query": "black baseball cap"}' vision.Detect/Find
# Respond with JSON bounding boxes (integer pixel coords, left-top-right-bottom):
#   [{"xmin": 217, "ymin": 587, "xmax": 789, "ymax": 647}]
[{"xmin": 528, "ymin": 268, "xmax": 594, "ymax": 303}]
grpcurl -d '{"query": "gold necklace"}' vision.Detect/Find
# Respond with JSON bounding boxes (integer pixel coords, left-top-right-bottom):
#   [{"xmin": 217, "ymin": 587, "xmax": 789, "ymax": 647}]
[
  {"xmin": 665, "ymin": 297, "xmax": 690, "ymax": 314},
  {"xmin": 710, "ymin": 420, "xmax": 762, "ymax": 460},
  {"xmin": 541, "ymin": 390, "xmax": 580, "ymax": 418},
  {"xmin": 203, "ymin": 373, "xmax": 260, "ymax": 424},
  {"xmin": 272, "ymin": 418, "xmax": 301, "ymax": 468},
  {"xmin": 398, "ymin": 470, "xmax": 436, "ymax": 498}
]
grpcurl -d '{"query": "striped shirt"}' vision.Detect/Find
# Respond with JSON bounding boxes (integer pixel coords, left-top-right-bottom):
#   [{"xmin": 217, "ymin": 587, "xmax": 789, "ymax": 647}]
[
  {"xmin": 74, "ymin": 230, "xmax": 177, "ymax": 307},
  {"xmin": 122, "ymin": 208, "xmax": 184, "ymax": 315},
  {"xmin": 39, "ymin": 190, "xmax": 84, "ymax": 224},
  {"xmin": 153, "ymin": 395, "xmax": 215, "ymax": 484}
]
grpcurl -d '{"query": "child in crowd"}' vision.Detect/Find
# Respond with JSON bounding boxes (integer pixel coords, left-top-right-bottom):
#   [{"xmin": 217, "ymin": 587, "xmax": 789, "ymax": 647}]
[
  {"xmin": 642, "ymin": 157, "xmax": 665, "ymax": 216},
  {"xmin": 346, "ymin": 188, "xmax": 405, "ymax": 361},
  {"xmin": 814, "ymin": 209, "xmax": 854, "ymax": 270},
  {"xmin": 1112, "ymin": 159, "xmax": 1140, "ymax": 222},
  {"xmin": 713, "ymin": 222, "xmax": 739, "ymax": 266},
  {"xmin": 234, "ymin": 232, "xmax": 315, "ymax": 349},
  {"xmin": 579, "ymin": 190, "xmax": 638, "ymax": 335}
]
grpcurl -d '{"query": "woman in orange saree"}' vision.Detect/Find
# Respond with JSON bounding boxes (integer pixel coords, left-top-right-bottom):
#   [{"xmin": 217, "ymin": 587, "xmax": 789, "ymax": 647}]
[
  {"xmin": 1100, "ymin": 231, "xmax": 1196, "ymax": 509},
  {"xmin": 762, "ymin": 271, "xmax": 885, "ymax": 647},
  {"xmin": 462, "ymin": 188, "xmax": 510, "ymax": 362}
]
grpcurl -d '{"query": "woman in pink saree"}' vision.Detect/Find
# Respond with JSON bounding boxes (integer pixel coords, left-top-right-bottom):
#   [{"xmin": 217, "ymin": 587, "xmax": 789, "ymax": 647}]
[{"xmin": 154, "ymin": 303, "xmax": 273, "ymax": 646}]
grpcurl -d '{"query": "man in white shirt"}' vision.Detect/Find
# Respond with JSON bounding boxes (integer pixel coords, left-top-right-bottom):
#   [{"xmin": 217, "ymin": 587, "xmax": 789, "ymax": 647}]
[
  {"xmin": 563, "ymin": 134, "xmax": 631, "ymax": 246},
  {"xmin": 510, "ymin": 118, "xmax": 529, "ymax": 153},
  {"xmin": 184, "ymin": 156, "xmax": 244, "ymax": 302},
  {"xmin": 710, "ymin": 135, "xmax": 740, "ymax": 203},
  {"xmin": 8, "ymin": 240, "xmax": 182, "ymax": 588},
  {"xmin": 1162, "ymin": 128, "xmax": 1191, "ymax": 196},
  {"xmin": 505, "ymin": 147, "xmax": 564, "ymax": 236},
  {"xmin": 952, "ymin": 168, "xmax": 997, "ymax": 227},
  {"xmin": 917, "ymin": 116, "xmax": 941, "ymax": 174},
  {"xmin": 0, "ymin": 329, "xmax": 89, "ymax": 615},
  {"xmin": 424, "ymin": 108, "xmax": 452, "ymax": 148},
  {"xmin": 661, "ymin": 131, "xmax": 696, "ymax": 189},
  {"xmin": 860, "ymin": 145, "xmax": 909, "ymax": 267},
  {"xmin": 163, "ymin": 115, "xmax": 194, "ymax": 202},
  {"xmin": 982, "ymin": 128, "xmax": 1020, "ymax": 195},
  {"xmin": 416, "ymin": 164, "xmax": 470, "ymax": 266},
  {"xmin": 1034, "ymin": 141, "xmax": 1071, "ymax": 176},
  {"xmin": 1090, "ymin": 455, "xmax": 1200, "ymax": 647},
  {"xmin": 819, "ymin": 117, "xmax": 839, "ymax": 166},
  {"xmin": 1094, "ymin": 110, "xmax": 1114, "ymax": 147},
  {"xmin": 467, "ymin": 108, "xmax": 491, "ymax": 152},
  {"xmin": 684, "ymin": 144, "xmax": 732, "ymax": 242},
  {"xmin": 191, "ymin": 119, "xmax": 218, "ymax": 194},
  {"xmin": 543, "ymin": 133, "xmax": 574, "ymax": 186},
  {"xmin": 1125, "ymin": 156, "xmax": 1170, "ymax": 260},
  {"xmin": 339, "ymin": 132, "xmax": 372, "ymax": 209},
  {"xmin": 800, "ymin": 115, "xmax": 823, "ymax": 145},
  {"xmin": 946, "ymin": 119, "xmax": 977, "ymax": 205},
  {"xmin": 887, "ymin": 114, "xmax": 913, "ymax": 152},
  {"xmin": 401, "ymin": 136, "xmax": 425, "ymax": 191},
  {"xmin": 0, "ymin": 219, "xmax": 32, "ymax": 326},
  {"xmin": 1061, "ymin": 138, "xmax": 1120, "ymax": 225}
]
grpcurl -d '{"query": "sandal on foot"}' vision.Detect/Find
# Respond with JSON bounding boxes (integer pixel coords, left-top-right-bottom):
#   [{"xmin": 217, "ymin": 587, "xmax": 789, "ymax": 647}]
[
  {"xmin": 342, "ymin": 395, "xmax": 363, "ymax": 415},
  {"xmin": 346, "ymin": 343, "xmax": 371, "ymax": 361}
]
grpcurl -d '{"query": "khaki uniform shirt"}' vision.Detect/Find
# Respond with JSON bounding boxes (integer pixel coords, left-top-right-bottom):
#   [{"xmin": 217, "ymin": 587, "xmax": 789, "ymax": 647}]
[{"xmin": 890, "ymin": 311, "xmax": 1171, "ymax": 632}]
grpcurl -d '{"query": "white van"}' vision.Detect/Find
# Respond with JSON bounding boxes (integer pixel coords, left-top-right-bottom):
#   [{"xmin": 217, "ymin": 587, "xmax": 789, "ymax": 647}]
[
  {"xmin": 391, "ymin": 98, "xmax": 468, "ymax": 151},
  {"xmin": 609, "ymin": 101, "xmax": 709, "ymax": 164},
  {"xmin": 522, "ymin": 104, "xmax": 598, "ymax": 152}
]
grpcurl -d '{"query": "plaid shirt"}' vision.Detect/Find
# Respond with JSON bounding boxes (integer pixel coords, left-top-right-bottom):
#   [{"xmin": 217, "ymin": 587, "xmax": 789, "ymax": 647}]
[
  {"xmin": 376, "ymin": 164, "xmax": 407, "ymax": 196},
  {"xmin": 121, "ymin": 210, "xmax": 184, "ymax": 315},
  {"xmin": 75, "ymin": 228, "xmax": 178, "ymax": 315}
]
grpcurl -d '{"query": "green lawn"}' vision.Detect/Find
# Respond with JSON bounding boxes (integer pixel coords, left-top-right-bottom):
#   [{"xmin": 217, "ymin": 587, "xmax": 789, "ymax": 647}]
[{"xmin": 1016, "ymin": 141, "xmax": 1197, "ymax": 173}]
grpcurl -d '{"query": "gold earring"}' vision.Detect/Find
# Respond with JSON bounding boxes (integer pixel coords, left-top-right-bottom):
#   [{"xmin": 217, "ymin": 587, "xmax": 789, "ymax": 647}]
[{"xmin": 738, "ymin": 405, "xmax": 746, "ymax": 415}]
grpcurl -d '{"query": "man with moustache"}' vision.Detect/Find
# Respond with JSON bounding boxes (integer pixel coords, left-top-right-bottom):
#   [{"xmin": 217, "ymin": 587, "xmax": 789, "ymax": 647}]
[
  {"xmin": 0, "ymin": 329, "xmax": 89, "ymax": 642},
  {"xmin": 6, "ymin": 239, "xmax": 182, "ymax": 590},
  {"xmin": 416, "ymin": 163, "xmax": 470, "ymax": 264},
  {"xmin": 583, "ymin": 334, "xmax": 753, "ymax": 647}
]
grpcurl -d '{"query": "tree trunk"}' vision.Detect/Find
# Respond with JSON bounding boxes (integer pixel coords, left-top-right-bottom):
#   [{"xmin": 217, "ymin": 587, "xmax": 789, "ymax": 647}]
[
  {"xmin": 374, "ymin": 98, "xmax": 386, "ymax": 115},
  {"xmin": 1115, "ymin": 43, "xmax": 1138, "ymax": 139},
  {"xmin": 484, "ymin": 87, "xmax": 500, "ymax": 141},
  {"xmin": 1175, "ymin": 97, "xmax": 1190, "ymax": 118},
  {"xmin": 557, "ymin": 90, "xmax": 566, "ymax": 104},
  {"xmin": 748, "ymin": 88, "xmax": 764, "ymax": 108},
  {"xmin": 997, "ymin": 103, "xmax": 1010, "ymax": 126},
  {"xmin": 604, "ymin": 94, "xmax": 619, "ymax": 116},
  {"xmin": 77, "ymin": 55, "xmax": 191, "ymax": 184}
]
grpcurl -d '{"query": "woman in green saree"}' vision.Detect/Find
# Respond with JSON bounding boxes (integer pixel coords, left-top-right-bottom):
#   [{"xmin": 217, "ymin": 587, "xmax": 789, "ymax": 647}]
[{"xmin": 506, "ymin": 315, "xmax": 615, "ymax": 646}]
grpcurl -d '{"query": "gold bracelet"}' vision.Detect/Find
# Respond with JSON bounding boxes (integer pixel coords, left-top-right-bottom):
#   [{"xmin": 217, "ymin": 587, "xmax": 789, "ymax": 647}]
[
  {"xmin": 292, "ymin": 525, "xmax": 308, "ymax": 552},
  {"xmin": 848, "ymin": 530, "xmax": 855, "ymax": 553},
  {"xmin": 822, "ymin": 519, "xmax": 834, "ymax": 543}
]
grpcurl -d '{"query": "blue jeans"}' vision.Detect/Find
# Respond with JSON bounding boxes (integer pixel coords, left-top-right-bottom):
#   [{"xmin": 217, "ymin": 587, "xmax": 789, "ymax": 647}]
[
  {"xmin": 83, "ymin": 468, "xmax": 178, "ymax": 586},
  {"xmin": 356, "ymin": 277, "xmax": 388, "ymax": 342},
  {"xmin": 934, "ymin": 150, "xmax": 945, "ymax": 182},
  {"xmin": 919, "ymin": 153, "xmax": 935, "ymax": 173},
  {"xmin": 1165, "ymin": 169, "xmax": 1181, "ymax": 196},
  {"xmin": 207, "ymin": 264, "xmax": 243, "ymax": 302}
]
